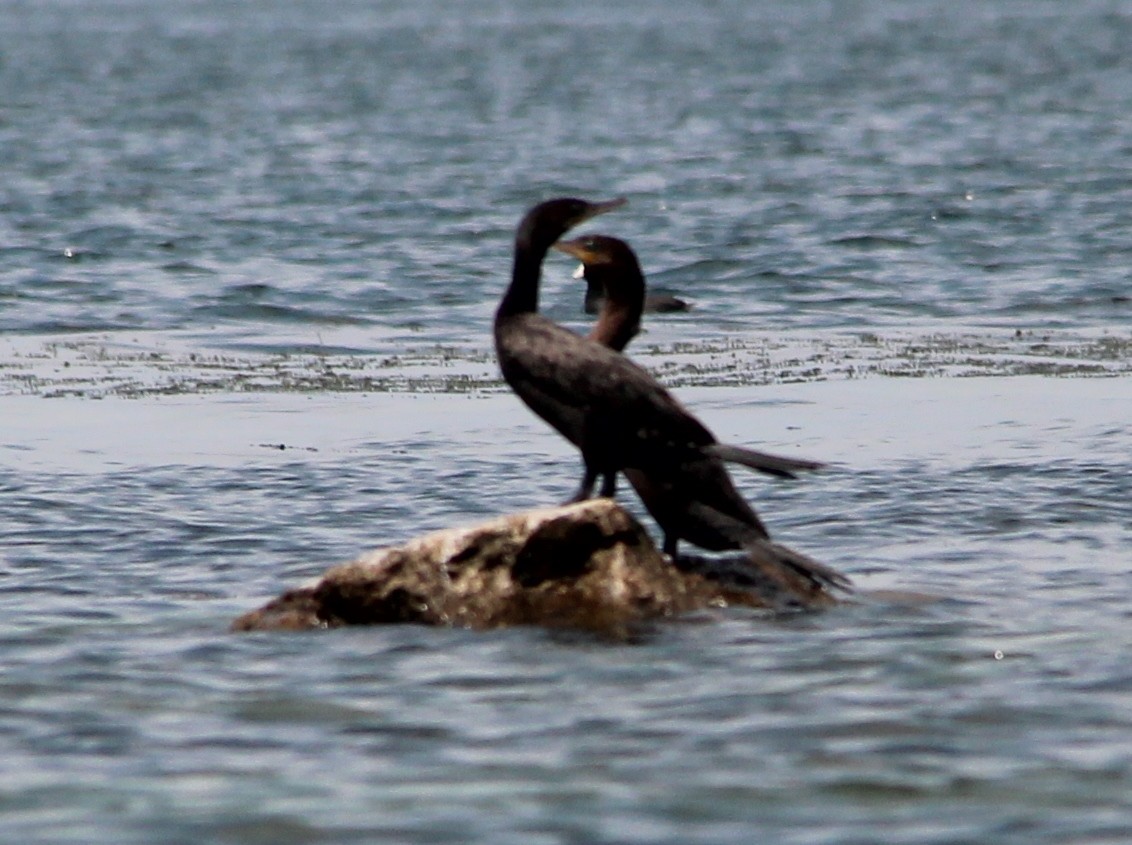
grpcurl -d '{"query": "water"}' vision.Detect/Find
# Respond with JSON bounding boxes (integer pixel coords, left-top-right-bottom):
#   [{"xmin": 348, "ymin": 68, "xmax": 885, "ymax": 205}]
[
  {"xmin": 2, "ymin": 0, "xmax": 1132, "ymax": 842},
  {"xmin": 3, "ymin": 0, "xmax": 1130, "ymax": 348}
]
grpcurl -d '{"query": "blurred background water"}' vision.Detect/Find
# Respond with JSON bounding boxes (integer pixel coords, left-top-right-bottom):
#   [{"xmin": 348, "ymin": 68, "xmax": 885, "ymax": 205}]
[
  {"xmin": 2, "ymin": 1, "xmax": 1132, "ymax": 842},
  {"xmin": 2, "ymin": 0, "xmax": 1130, "ymax": 350}
]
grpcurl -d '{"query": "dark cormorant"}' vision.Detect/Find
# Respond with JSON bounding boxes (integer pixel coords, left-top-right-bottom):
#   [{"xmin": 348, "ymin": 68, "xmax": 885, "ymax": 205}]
[
  {"xmin": 553, "ymin": 233, "xmax": 849, "ymax": 592},
  {"xmin": 494, "ymin": 196, "xmax": 628, "ymax": 501},
  {"xmin": 495, "ymin": 202, "xmax": 846, "ymax": 592}
]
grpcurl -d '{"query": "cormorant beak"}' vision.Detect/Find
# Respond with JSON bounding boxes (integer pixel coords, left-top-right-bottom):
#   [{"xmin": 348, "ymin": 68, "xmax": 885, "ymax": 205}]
[
  {"xmin": 576, "ymin": 196, "xmax": 627, "ymax": 226},
  {"xmin": 552, "ymin": 237, "xmax": 597, "ymax": 264}
]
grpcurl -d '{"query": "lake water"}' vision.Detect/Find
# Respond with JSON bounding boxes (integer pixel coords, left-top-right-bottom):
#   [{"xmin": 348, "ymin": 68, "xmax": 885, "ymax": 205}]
[{"xmin": 2, "ymin": 1, "xmax": 1131, "ymax": 842}]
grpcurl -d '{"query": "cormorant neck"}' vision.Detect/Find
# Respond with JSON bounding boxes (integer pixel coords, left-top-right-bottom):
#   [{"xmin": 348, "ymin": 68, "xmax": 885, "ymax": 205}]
[
  {"xmin": 588, "ymin": 301, "xmax": 640, "ymax": 352},
  {"xmin": 585, "ymin": 265, "xmax": 644, "ymax": 352},
  {"xmin": 497, "ymin": 236, "xmax": 546, "ymax": 320},
  {"xmin": 583, "ymin": 278, "xmax": 603, "ymax": 314}
]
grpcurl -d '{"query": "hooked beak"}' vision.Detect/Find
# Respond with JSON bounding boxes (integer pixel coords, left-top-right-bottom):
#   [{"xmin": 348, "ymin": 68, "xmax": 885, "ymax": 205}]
[
  {"xmin": 553, "ymin": 236, "xmax": 599, "ymax": 264},
  {"xmin": 554, "ymin": 236, "xmax": 593, "ymax": 260},
  {"xmin": 577, "ymin": 196, "xmax": 627, "ymax": 226},
  {"xmin": 566, "ymin": 192, "xmax": 629, "ymax": 228}
]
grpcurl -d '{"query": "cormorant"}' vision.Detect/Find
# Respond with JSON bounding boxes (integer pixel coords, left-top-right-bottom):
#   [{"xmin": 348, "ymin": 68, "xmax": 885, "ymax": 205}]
[
  {"xmin": 553, "ymin": 233, "xmax": 849, "ymax": 592},
  {"xmin": 495, "ymin": 201, "xmax": 847, "ymax": 591},
  {"xmin": 494, "ymin": 196, "xmax": 628, "ymax": 501}
]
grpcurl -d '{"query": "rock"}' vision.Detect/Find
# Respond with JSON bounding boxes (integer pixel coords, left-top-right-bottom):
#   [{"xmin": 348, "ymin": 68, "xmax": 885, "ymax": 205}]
[{"xmin": 231, "ymin": 499, "xmax": 838, "ymax": 635}]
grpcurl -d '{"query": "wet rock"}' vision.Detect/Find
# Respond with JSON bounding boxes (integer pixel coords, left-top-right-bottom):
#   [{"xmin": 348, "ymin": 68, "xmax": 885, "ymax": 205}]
[{"xmin": 231, "ymin": 499, "xmax": 838, "ymax": 635}]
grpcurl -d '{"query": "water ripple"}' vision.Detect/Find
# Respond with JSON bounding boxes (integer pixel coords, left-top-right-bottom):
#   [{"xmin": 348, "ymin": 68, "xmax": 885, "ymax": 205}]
[{"xmin": 4, "ymin": 2, "xmax": 1132, "ymax": 843}]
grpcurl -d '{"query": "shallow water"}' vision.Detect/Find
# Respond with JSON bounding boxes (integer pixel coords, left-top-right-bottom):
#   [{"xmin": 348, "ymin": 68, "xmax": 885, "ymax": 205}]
[
  {"xmin": 3, "ymin": 1, "xmax": 1132, "ymax": 843},
  {"xmin": 4, "ymin": 377, "xmax": 1132, "ymax": 844}
]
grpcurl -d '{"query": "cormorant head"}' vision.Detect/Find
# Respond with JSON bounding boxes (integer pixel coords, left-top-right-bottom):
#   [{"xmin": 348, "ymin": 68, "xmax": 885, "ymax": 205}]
[
  {"xmin": 516, "ymin": 197, "xmax": 627, "ymax": 254},
  {"xmin": 553, "ymin": 234, "xmax": 641, "ymax": 273},
  {"xmin": 555, "ymin": 235, "xmax": 646, "ymax": 341}
]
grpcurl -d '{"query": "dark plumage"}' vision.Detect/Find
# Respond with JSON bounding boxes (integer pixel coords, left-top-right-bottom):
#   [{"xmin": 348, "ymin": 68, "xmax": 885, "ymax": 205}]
[
  {"xmin": 553, "ymin": 233, "xmax": 849, "ymax": 593},
  {"xmin": 494, "ymin": 197, "xmax": 627, "ymax": 501}
]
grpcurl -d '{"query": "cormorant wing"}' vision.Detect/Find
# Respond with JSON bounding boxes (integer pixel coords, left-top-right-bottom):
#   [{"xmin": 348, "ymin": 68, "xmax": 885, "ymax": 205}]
[{"xmin": 495, "ymin": 314, "xmax": 715, "ymax": 461}]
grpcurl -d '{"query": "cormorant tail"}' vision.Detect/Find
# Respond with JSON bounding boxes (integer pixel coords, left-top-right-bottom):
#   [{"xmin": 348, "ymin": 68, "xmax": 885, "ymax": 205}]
[{"xmin": 705, "ymin": 443, "xmax": 825, "ymax": 479}]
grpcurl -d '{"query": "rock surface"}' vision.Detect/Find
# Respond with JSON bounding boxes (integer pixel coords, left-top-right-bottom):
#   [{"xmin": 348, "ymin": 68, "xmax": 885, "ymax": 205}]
[{"xmin": 231, "ymin": 499, "xmax": 838, "ymax": 635}]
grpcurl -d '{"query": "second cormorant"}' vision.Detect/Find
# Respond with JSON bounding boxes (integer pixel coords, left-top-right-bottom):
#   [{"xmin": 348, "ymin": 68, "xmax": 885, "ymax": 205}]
[{"xmin": 554, "ymin": 233, "xmax": 849, "ymax": 593}]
